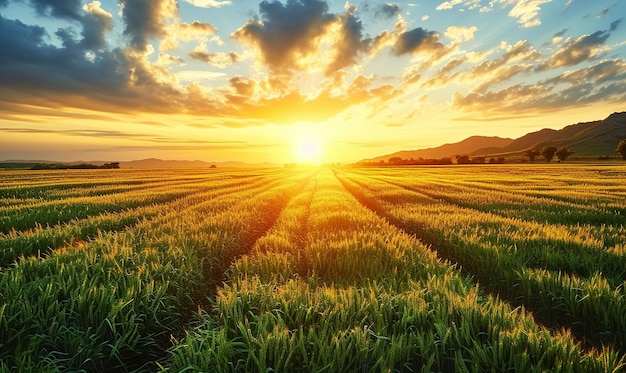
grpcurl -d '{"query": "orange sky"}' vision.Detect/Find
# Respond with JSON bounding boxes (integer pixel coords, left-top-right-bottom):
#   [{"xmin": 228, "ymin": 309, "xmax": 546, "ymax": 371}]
[{"xmin": 1, "ymin": 0, "xmax": 625, "ymax": 164}]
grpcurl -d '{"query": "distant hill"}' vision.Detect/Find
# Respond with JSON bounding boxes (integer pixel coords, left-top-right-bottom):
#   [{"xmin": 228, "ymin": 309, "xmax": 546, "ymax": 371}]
[
  {"xmin": 362, "ymin": 136, "xmax": 513, "ymax": 163},
  {"xmin": 483, "ymin": 112, "xmax": 626, "ymax": 157},
  {"xmin": 0, "ymin": 158, "xmax": 279, "ymax": 169},
  {"xmin": 363, "ymin": 112, "xmax": 626, "ymax": 163}
]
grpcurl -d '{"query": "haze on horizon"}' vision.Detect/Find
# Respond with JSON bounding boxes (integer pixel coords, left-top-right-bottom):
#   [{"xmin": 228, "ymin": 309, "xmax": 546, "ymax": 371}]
[{"xmin": 0, "ymin": 0, "xmax": 625, "ymax": 164}]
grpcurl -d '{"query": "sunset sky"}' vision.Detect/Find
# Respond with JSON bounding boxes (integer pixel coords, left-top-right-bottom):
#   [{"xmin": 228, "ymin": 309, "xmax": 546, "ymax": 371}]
[{"xmin": 1, "ymin": 0, "xmax": 625, "ymax": 164}]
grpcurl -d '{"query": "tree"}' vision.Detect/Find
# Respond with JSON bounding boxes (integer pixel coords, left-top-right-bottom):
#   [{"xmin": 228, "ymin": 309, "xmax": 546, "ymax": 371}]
[
  {"xmin": 456, "ymin": 155, "xmax": 471, "ymax": 164},
  {"xmin": 617, "ymin": 139, "xmax": 626, "ymax": 160},
  {"xmin": 523, "ymin": 149, "xmax": 540, "ymax": 162},
  {"xmin": 555, "ymin": 147, "xmax": 574, "ymax": 162},
  {"xmin": 388, "ymin": 156, "xmax": 403, "ymax": 165},
  {"xmin": 540, "ymin": 146, "xmax": 558, "ymax": 162}
]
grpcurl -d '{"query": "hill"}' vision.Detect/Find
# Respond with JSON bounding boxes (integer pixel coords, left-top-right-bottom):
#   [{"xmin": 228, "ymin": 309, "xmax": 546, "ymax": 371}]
[
  {"xmin": 363, "ymin": 112, "xmax": 626, "ymax": 163},
  {"xmin": 362, "ymin": 136, "xmax": 514, "ymax": 163},
  {"xmin": 478, "ymin": 112, "xmax": 626, "ymax": 157},
  {"xmin": 0, "ymin": 158, "xmax": 279, "ymax": 169}
]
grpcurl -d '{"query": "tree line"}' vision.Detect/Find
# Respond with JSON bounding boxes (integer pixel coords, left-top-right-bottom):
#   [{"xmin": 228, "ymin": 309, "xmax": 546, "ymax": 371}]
[
  {"xmin": 523, "ymin": 138, "xmax": 626, "ymax": 163},
  {"xmin": 29, "ymin": 162, "xmax": 120, "ymax": 170},
  {"xmin": 359, "ymin": 138, "xmax": 626, "ymax": 167}
]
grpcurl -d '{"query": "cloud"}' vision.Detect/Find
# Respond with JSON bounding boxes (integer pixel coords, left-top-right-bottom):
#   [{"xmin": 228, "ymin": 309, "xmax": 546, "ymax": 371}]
[
  {"xmin": 544, "ymin": 59, "xmax": 626, "ymax": 86},
  {"xmin": 453, "ymin": 58, "xmax": 626, "ymax": 116},
  {"xmin": 444, "ymin": 25, "xmax": 477, "ymax": 44},
  {"xmin": 436, "ymin": 0, "xmax": 482, "ymax": 12},
  {"xmin": 391, "ymin": 27, "xmax": 444, "ymax": 56},
  {"xmin": 118, "ymin": 0, "xmax": 178, "ymax": 51},
  {"xmin": 377, "ymin": 3, "xmax": 401, "ymax": 18},
  {"xmin": 473, "ymin": 41, "xmax": 539, "ymax": 76},
  {"xmin": 489, "ymin": 0, "xmax": 551, "ymax": 28},
  {"xmin": 596, "ymin": 8, "xmax": 609, "ymax": 19},
  {"xmin": 232, "ymin": 0, "xmax": 336, "ymax": 74},
  {"xmin": 232, "ymin": 0, "xmax": 371, "ymax": 77},
  {"xmin": 184, "ymin": 0, "xmax": 232, "ymax": 8},
  {"xmin": 436, "ymin": 0, "xmax": 462, "ymax": 11},
  {"xmin": 507, "ymin": 0, "xmax": 551, "ymax": 28},
  {"xmin": 609, "ymin": 19, "xmax": 622, "ymax": 32},
  {"xmin": 324, "ymin": 4, "xmax": 370, "ymax": 75},
  {"xmin": 540, "ymin": 30, "xmax": 611, "ymax": 70},
  {"xmin": 0, "ymin": 12, "xmax": 197, "ymax": 117},
  {"xmin": 81, "ymin": 1, "xmax": 114, "ymax": 51},
  {"xmin": 180, "ymin": 20, "xmax": 217, "ymax": 36},
  {"xmin": 28, "ymin": 0, "xmax": 83, "ymax": 20},
  {"xmin": 189, "ymin": 49, "xmax": 241, "ymax": 67}
]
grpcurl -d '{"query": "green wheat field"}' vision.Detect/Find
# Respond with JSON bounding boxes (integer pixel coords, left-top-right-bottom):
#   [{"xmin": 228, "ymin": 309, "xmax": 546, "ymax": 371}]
[{"xmin": 1, "ymin": 165, "xmax": 625, "ymax": 372}]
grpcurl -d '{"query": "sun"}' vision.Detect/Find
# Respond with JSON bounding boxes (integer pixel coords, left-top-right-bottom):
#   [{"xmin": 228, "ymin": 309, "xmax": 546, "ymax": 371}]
[{"xmin": 294, "ymin": 140, "xmax": 323, "ymax": 164}]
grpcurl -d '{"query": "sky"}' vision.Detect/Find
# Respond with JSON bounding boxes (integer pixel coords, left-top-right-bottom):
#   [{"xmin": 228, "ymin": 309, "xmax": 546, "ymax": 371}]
[{"xmin": 0, "ymin": 0, "xmax": 625, "ymax": 164}]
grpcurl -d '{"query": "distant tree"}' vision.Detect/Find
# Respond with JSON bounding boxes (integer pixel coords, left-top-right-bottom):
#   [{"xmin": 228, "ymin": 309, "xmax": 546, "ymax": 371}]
[
  {"xmin": 209, "ymin": 164, "xmax": 217, "ymax": 168},
  {"xmin": 456, "ymin": 155, "xmax": 471, "ymax": 164},
  {"xmin": 523, "ymin": 149, "xmax": 540, "ymax": 162},
  {"xmin": 555, "ymin": 147, "xmax": 574, "ymax": 162},
  {"xmin": 102, "ymin": 162, "xmax": 120, "ymax": 169},
  {"xmin": 540, "ymin": 146, "xmax": 558, "ymax": 162},
  {"xmin": 388, "ymin": 156, "xmax": 403, "ymax": 164},
  {"xmin": 473, "ymin": 156, "xmax": 486, "ymax": 164},
  {"xmin": 617, "ymin": 139, "xmax": 626, "ymax": 160}
]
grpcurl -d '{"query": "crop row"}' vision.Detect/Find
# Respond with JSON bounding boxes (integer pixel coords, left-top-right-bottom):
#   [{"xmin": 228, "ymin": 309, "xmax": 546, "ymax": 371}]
[
  {"xmin": 0, "ymin": 169, "xmax": 312, "ymax": 371},
  {"xmin": 363, "ymin": 166, "xmax": 626, "ymax": 226},
  {"xmin": 0, "ymin": 173, "xmax": 283, "ymax": 268},
  {"xmin": 335, "ymin": 167, "xmax": 626, "ymax": 354},
  {"xmin": 164, "ymin": 170, "xmax": 621, "ymax": 372}
]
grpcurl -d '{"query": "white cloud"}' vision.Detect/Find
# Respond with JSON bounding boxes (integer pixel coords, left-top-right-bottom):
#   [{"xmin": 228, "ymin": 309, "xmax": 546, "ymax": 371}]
[
  {"xmin": 184, "ymin": 0, "xmax": 232, "ymax": 8},
  {"xmin": 492, "ymin": 0, "xmax": 552, "ymax": 28},
  {"xmin": 445, "ymin": 25, "xmax": 478, "ymax": 44}
]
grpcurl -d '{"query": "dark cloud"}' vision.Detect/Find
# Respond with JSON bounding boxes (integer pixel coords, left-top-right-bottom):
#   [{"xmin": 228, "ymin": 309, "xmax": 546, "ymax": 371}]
[
  {"xmin": 325, "ymin": 5, "xmax": 370, "ymax": 75},
  {"xmin": 0, "ymin": 16, "xmax": 48, "ymax": 64},
  {"xmin": 232, "ymin": 0, "xmax": 336, "ymax": 73},
  {"xmin": 29, "ymin": 0, "xmax": 83, "ymax": 20},
  {"xmin": 81, "ymin": 3, "xmax": 114, "ymax": 51},
  {"xmin": 119, "ymin": 0, "xmax": 176, "ymax": 51},
  {"xmin": 0, "ymin": 12, "xmax": 190, "ymax": 117},
  {"xmin": 391, "ymin": 27, "xmax": 443, "ymax": 56},
  {"xmin": 609, "ymin": 19, "xmax": 622, "ymax": 32},
  {"xmin": 540, "ymin": 30, "xmax": 611, "ymax": 70},
  {"xmin": 378, "ymin": 3, "xmax": 401, "ymax": 18},
  {"xmin": 0, "ymin": 14, "xmax": 127, "ymax": 88}
]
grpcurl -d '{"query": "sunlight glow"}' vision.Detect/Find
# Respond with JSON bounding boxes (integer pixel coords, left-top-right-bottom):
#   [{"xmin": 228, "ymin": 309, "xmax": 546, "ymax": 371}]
[{"xmin": 294, "ymin": 140, "xmax": 323, "ymax": 164}]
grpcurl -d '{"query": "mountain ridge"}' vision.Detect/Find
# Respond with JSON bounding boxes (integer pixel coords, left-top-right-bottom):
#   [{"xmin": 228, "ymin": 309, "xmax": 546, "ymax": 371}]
[{"xmin": 364, "ymin": 112, "xmax": 626, "ymax": 163}]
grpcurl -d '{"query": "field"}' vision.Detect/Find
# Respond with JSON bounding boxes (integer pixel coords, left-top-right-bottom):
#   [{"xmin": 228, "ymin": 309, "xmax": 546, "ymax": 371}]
[{"xmin": 1, "ymin": 165, "xmax": 625, "ymax": 372}]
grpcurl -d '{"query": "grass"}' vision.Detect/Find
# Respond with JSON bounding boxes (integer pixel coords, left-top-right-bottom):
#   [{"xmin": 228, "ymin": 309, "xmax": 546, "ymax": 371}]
[{"xmin": 1, "ymin": 165, "xmax": 625, "ymax": 372}]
